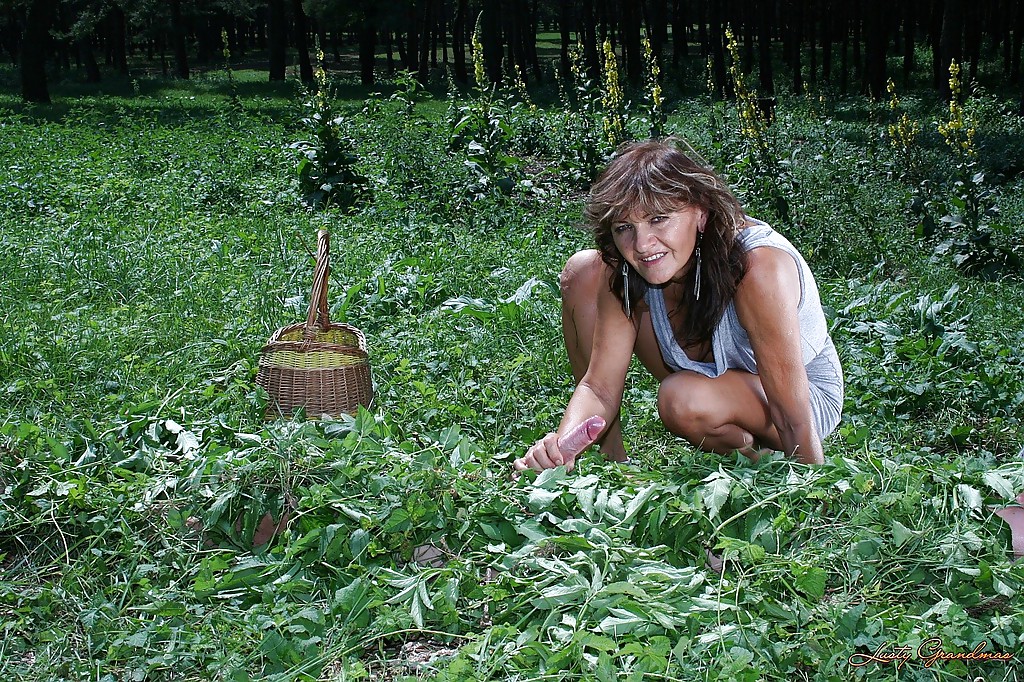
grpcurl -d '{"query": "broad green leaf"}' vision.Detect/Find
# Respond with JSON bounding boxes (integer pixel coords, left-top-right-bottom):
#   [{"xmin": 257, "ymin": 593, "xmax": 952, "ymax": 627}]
[
  {"xmin": 349, "ymin": 528, "xmax": 370, "ymax": 560},
  {"xmin": 891, "ymin": 520, "xmax": 914, "ymax": 547},
  {"xmin": 598, "ymin": 614, "xmax": 644, "ymax": 635},
  {"xmin": 533, "ymin": 466, "xmax": 568, "ymax": 489},
  {"xmin": 955, "ymin": 484, "xmax": 983, "ymax": 511},
  {"xmin": 527, "ymin": 488, "xmax": 561, "ymax": 509},
  {"xmin": 792, "ymin": 564, "xmax": 827, "ymax": 600},
  {"xmin": 621, "ymin": 483, "xmax": 658, "ymax": 525},
  {"xmin": 530, "ymin": 583, "xmax": 588, "ymax": 609},
  {"xmin": 701, "ymin": 471, "xmax": 733, "ymax": 519},
  {"xmin": 575, "ymin": 485, "xmax": 597, "ymax": 520},
  {"xmin": 983, "ymin": 471, "xmax": 1015, "ymax": 499}
]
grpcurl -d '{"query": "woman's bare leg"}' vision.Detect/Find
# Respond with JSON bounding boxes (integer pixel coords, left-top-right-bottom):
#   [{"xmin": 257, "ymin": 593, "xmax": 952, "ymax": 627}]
[
  {"xmin": 560, "ymin": 250, "xmax": 672, "ymax": 461},
  {"xmin": 657, "ymin": 369, "xmax": 784, "ymax": 459}
]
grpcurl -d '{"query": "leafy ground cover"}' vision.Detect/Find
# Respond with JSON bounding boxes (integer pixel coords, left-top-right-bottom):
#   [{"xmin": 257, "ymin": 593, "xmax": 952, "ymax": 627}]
[{"xmin": 1, "ymin": 64, "xmax": 1024, "ymax": 681}]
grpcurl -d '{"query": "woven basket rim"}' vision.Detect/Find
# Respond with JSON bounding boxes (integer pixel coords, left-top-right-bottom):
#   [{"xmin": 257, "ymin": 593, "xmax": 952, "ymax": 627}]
[
  {"xmin": 268, "ymin": 320, "xmax": 368, "ymax": 348},
  {"xmin": 260, "ymin": 340, "xmax": 370, "ymax": 358}
]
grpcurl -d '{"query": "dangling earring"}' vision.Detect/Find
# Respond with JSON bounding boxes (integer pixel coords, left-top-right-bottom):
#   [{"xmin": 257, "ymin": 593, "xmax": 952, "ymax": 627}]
[
  {"xmin": 693, "ymin": 232, "xmax": 703, "ymax": 301},
  {"xmin": 621, "ymin": 261, "xmax": 632, "ymax": 319}
]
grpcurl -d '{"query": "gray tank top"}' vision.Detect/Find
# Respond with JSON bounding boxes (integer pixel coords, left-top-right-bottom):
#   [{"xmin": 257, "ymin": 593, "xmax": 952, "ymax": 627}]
[{"xmin": 644, "ymin": 221, "xmax": 844, "ymax": 437}]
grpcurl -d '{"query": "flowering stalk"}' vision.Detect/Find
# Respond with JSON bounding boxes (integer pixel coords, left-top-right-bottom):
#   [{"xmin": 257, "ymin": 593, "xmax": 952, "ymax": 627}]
[
  {"xmin": 642, "ymin": 33, "xmax": 665, "ymax": 138},
  {"xmin": 471, "ymin": 30, "xmax": 487, "ymax": 94},
  {"xmin": 725, "ymin": 28, "xmax": 769, "ymax": 161},
  {"xmin": 884, "ymin": 78, "xmax": 922, "ymax": 178},
  {"xmin": 601, "ymin": 38, "xmax": 626, "ymax": 149},
  {"xmin": 937, "ymin": 60, "xmax": 976, "ymax": 161}
]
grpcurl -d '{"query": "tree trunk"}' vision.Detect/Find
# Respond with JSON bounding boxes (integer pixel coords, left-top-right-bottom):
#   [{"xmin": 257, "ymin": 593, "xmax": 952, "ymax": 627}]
[
  {"xmin": 758, "ymin": 0, "xmax": 775, "ymax": 96},
  {"xmin": 902, "ymin": 3, "xmax": 914, "ymax": 87},
  {"xmin": 385, "ymin": 31, "xmax": 396, "ymax": 74},
  {"xmin": 453, "ymin": 0, "xmax": 468, "ymax": 82},
  {"xmin": 1001, "ymin": 0, "xmax": 1013, "ymax": 76},
  {"xmin": 672, "ymin": 0, "xmax": 686, "ymax": 68},
  {"xmin": 558, "ymin": 0, "xmax": 572, "ymax": 77},
  {"xmin": 109, "ymin": 5, "xmax": 128, "ymax": 74},
  {"xmin": 481, "ymin": 0, "xmax": 503, "ymax": 83},
  {"xmin": 808, "ymin": 0, "xmax": 817, "ymax": 85},
  {"xmin": 708, "ymin": 0, "xmax": 728, "ymax": 98},
  {"xmin": 929, "ymin": 0, "xmax": 943, "ymax": 89},
  {"xmin": 404, "ymin": 1, "xmax": 418, "ymax": 72},
  {"xmin": 743, "ymin": 1, "xmax": 755, "ymax": 72},
  {"xmin": 696, "ymin": 0, "xmax": 708, "ymax": 58},
  {"xmin": 292, "ymin": 0, "xmax": 313, "ymax": 83},
  {"xmin": 581, "ymin": 0, "xmax": 599, "ymax": 78},
  {"xmin": 791, "ymin": 0, "xmax": 804, "ymax": 94},
  {"xmin": 77, "ymin": 36, "xmax": 100, "ymax": 83},
  {"xmin": 965, "ymin": 0, "xmax": 980, "ymax": 83},
  {"xmin": 851, "ymin": 0, "xmax": 861, "ymax": 83},
  {"xmin": 268, "ymin": 0, "xmax": 286, "ymax": 80},
  {"xmin": 417, "ymin": 0, "xmax": 431, "ymax": 82},
  {"xmin": 939, "ymin": 0, "xmax": 963, "ymax": 99},
  {"xmin": 432, "ymin": 0, "xmax": 440, "ymax": 70},
  {"xmin": 357, "ymin": 15, "xmax": 377, "ymax": 85},
  {"xmin": 21, "ymin": 0, "xmax": 52, "ymax": 103},
  {"xmin": 821, "ymin": 0, "xmax": 832, "ymax": 83},
  {"xmin": 1013, "ymin": 0, "xmax": 1023, "ymax": 84},
  {"xmin": 840, "ymin": 1, "xmax": 849, "ymax": 92},
  {"xmin": 622, "ymin": 0, "xmax": 642, "ymax": 85},
  {"xmin": 528, "ymin": 0, "xmax": 542, "ymax": 80},
  {"xmin": 863, "ymin": 0, "xmax": 886, "ymax": 99},
  {"xmin": 649, "ymin": 0, "xmax": 668, "ymax": 66},
  {"xmin": 171, "ymin": 0, "xmax": 190, "ymax": 79}
]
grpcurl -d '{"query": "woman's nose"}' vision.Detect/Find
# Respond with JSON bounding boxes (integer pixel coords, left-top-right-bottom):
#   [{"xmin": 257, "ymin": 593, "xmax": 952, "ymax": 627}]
[{"xmin": 635, "ymin": 224, "xmax": 657, "ymax": 250}]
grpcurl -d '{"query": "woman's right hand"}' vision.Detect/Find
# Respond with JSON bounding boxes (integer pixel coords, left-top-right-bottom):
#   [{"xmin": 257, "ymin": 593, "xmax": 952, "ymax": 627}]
[{"xmin": 513, "ymin": 433, "xmax": 574, "ymax": 473}]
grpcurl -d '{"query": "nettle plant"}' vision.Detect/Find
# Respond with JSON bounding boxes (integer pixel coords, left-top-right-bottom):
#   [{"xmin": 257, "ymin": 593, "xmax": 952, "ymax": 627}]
[
  {"xmin": 917, "ymin": 61, "xmax": 1021, "ymax": 279},
  {"xmin": 290, "ymin": 49, "xmax": 368, "ymax": 211}
]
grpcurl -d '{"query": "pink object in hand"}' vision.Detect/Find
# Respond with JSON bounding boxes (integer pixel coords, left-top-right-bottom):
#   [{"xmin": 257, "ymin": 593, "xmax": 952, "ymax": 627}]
[
  {"xmin": 557, "ymin": 415, "xmax": 606, "ymax": 458},
  {"xmin": 994, "ymin": 490, "xmax": 1024, "ymax": 561}
]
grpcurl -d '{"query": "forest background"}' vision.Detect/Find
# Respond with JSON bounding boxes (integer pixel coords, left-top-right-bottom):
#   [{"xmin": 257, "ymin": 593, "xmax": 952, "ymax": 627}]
[{"xmin": 2, "ymin": 0, "xmax": 1024, "ymax": 681}]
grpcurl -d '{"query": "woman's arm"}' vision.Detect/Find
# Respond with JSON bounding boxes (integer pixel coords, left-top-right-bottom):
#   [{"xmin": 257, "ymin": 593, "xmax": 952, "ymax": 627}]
[
  {"xmin": 733, "ymin": 247, "xmax": 823, "ymax": 464},
  {"xmin": 514, "ymin": 278, "xmax": 637, "ymax": 471}
]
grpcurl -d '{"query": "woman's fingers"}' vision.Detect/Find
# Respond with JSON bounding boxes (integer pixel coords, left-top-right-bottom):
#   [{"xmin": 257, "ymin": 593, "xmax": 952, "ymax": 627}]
[{"xmin": 513, "ymin": 434, "xmax": 571, "ymax": 472}]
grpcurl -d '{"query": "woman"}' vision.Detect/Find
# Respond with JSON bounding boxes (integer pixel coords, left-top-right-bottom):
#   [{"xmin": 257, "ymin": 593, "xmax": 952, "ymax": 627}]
[{"xmin": 514, "ymin": 139, "xmax": 843, "ymax": 472}]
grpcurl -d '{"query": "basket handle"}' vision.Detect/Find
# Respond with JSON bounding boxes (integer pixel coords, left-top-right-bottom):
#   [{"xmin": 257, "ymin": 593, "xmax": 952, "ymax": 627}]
[{"xmin": 304, "ymin": 229, "xmax": 331, "ymax": 338}]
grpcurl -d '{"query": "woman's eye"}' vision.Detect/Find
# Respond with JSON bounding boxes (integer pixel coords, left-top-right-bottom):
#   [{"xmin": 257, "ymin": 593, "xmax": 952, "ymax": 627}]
[
  {"xmin": 651, "ymin": 215, "xmax": 667, "ymax": 223},
  {"xmin": 614, "ymin": 224, "xmax": 633, "ymax": 233}
]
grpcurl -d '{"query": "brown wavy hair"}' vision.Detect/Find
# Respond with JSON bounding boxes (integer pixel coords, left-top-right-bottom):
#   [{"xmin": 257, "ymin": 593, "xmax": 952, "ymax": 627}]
[{"xmin": 584, "ymin": 138, "xmax": 748, "ymax": 348}]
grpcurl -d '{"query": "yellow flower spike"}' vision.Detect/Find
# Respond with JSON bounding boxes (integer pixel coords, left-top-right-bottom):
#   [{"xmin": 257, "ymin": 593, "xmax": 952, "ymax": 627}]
[{"xmin": 471, "ymin": 30, "xmax": 486, "ymax": 90}]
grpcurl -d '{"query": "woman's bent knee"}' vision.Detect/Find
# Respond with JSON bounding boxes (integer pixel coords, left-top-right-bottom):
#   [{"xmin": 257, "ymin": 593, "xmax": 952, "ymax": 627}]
[{"xmin": 657, "ymin": 374, "xmax": 707, "ymax": 440}]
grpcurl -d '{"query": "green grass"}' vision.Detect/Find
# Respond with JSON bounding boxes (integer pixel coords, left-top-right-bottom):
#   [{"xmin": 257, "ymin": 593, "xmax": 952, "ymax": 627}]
[{"xmin": 1, "ymin": 67, "xmax": 1023, "ymax": 681}]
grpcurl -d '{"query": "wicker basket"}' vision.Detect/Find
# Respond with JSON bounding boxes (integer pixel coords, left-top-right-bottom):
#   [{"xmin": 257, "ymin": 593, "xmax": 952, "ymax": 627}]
[{"xmin": 256, "ymin": 229, "xmax": 373, "ymax": 419}]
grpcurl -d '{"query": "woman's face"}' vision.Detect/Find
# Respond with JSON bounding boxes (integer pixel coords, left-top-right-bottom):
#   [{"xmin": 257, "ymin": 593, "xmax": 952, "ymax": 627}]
[{"xmin": 611, "ymin": 203, "xmax": 707, "ymax": 286}]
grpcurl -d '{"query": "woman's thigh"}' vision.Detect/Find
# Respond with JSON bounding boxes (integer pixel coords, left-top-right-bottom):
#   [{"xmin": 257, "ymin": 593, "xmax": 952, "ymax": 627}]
[{"xmin": 657, "ymin": 369, "xmax": 784, "ymax": 450}]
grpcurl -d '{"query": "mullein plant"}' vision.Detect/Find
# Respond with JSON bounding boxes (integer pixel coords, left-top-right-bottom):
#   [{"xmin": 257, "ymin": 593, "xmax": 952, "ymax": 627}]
[
  {"xmin": 447, "ymin": 29, "xmax": 520, "ymax": 196},
  {"xmin": 885, "ymin": 78, "xmax": 923, "ymax": 181},
  {"xmin": 937, "ymin": 60, "xmax": 977, "ymax": 162},
  {"xmin": 600, "ymin": 38, "xmax": 627, "ymax": 150},
  {"xmin": 722, "ymin": 27, "xmax": 793, "ymax": 225},
  {"xmin": 929, "ymin": 60, "xmax": 1016, "ymax": 277},
  {"xmin": 545, "ymin": 42, "xmax": 607, "ymax": 186},
  {"xmin": 291, "ymin": 45, "xmax": 366, "ymax": 211},
  {"xmin": 221, "ymin": 29, "xmax": 241, "ymax": 114},
  {"xmin": 642, "ymin": 33, "xmax": 666, "ymax": 139}
]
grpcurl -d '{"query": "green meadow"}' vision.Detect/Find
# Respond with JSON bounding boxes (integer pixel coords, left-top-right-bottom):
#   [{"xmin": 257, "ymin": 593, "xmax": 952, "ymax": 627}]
[{"xmin": 1, "ymin": 60, "xmax": 1023, "ymax": 681}]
